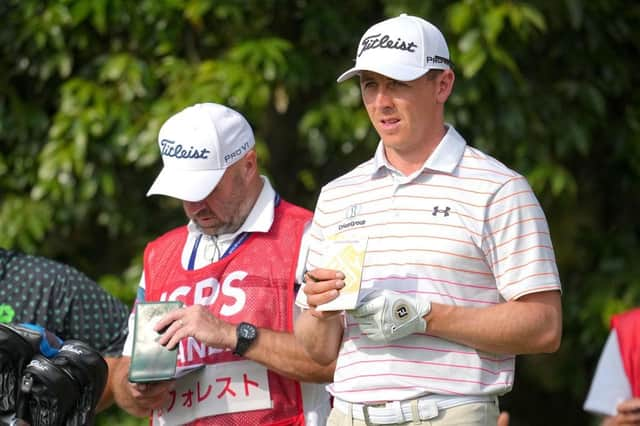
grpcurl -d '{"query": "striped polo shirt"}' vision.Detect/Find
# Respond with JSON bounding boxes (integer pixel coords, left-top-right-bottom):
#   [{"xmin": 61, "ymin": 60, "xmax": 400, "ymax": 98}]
[{"xmin": 305, "ymin": 125, "xmax": 562, "ymax": 403}]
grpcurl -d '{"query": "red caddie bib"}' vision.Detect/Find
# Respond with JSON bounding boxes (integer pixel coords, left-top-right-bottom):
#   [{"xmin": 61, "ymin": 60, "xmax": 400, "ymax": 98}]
[
  {"xmin": 611, "ymin": 308, "xmax": 640, "ymax": 398},
  {"xmin": 143, "ymin": 200, "xmax": 312, "ymax": 426}
]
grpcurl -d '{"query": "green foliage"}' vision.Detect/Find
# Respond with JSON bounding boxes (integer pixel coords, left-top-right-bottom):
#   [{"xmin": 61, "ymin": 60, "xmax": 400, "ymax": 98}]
[{"xmin": 1, "ymin": 0, "xmax": 639, "ymax": 424}]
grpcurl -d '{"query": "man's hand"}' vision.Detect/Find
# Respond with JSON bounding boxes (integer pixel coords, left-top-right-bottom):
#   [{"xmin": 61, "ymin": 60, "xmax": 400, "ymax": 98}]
[
  {"xmin": 154, "ymin": 304, "xmax": 236, "ymax": 351},
  {"xmin": 128, "ymin": 380, "xmax": 176, "ymax": 412},
  {"xmin": 350, "ymin": 290, "xmax": 431, "ymax": 342},
  {"xmin": 303, "ymin": 268, "xmax": 345, "ymax": 320},
  {"xmin": 113, "ymin": 356, "xmax": 176, "ymax": 417},
  {"xmin": 603, "ymin": 398, "xmax": 640, "ymax": 425},
  {"xmin": 497, "ymin": 412, "xmax": 510, "ymax": 426}
]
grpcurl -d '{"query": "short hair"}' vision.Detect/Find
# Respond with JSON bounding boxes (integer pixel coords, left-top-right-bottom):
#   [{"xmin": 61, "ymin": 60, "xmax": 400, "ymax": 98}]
[{"xmin": 425, "ymin": 69, "xmax": 444, "ymax": 81}]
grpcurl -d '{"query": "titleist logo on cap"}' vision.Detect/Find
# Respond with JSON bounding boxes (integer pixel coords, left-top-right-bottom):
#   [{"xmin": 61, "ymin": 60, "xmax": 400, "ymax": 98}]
[
  {"xmin": 160, "ymin": 139, "xmax": 211, "ymax": 159},
  {"xmin": 357, "ymin": 33, "xmax": 418, "ymax": 57},
  {"xmin": 336, "ymin": 14, "xmax": 451, "ymax": 83}
]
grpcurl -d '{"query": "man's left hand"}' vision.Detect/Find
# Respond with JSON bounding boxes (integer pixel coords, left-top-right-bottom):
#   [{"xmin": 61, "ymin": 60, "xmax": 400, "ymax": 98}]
[{"xmin": 350, "ymin": 290, "xmax": 431, "ymax": 342}]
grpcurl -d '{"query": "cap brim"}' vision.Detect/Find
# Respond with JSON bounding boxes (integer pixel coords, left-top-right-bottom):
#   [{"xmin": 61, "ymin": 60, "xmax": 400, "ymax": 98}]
[
  {"xmin": 337, "ymin": 61, "xmax": 448, "ymax": 83},
  {"xmin": 146, "ymin": 167, "xmax": 225, "ymax": 202}
]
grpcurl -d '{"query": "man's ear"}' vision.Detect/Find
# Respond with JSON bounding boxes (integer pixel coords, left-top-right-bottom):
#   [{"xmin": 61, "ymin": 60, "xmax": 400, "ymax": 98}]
[
  {"xmin": 242, "ymin": 149, "xmax": 259, "ymax": 179},
  {"xmin": 436, "ymin": 69, "xmax": 455, "ymax": 103}
]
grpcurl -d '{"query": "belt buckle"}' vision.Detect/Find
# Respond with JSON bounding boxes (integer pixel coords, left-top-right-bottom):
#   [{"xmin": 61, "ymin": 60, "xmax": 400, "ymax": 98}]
[
  {"xmin": 363, "ymin": 401, "xmax": 404, "ymax": 424},
  {"xmin": 362, "ymin": 402, "xmax": 388, "ymax": 424}
]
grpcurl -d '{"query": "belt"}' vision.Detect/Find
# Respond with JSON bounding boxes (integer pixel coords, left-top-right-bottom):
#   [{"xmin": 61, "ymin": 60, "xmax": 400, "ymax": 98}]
[{"xmin": 333, "ymin": 395, "xmax": 497, "ymax": 425}]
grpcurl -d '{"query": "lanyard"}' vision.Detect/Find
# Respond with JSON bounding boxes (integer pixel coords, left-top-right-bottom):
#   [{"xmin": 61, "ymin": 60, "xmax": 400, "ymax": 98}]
[
  {"xmin": 187, "ymin": 193, "xmax": 281, "ymax": 271},
  {"xmin": 187, "ymin": 233, "xmax": 247, "ymax": 271}
]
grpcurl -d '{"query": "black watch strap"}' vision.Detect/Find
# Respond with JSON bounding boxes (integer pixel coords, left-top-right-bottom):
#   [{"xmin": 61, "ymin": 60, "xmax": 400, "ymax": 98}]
[{"xmin": 233, "ymin": 322, "xmax": 258, "ymax": 356}]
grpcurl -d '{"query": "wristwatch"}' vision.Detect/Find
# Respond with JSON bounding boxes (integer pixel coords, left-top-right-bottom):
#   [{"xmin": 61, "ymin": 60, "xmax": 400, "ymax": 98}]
[{"xmin": 233, "ymin": 322, "xmax": 258, "ymax": 356}]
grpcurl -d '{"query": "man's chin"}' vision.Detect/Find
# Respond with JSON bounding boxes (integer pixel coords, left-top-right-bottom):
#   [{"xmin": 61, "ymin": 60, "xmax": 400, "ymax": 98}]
[{"xmin": 195, "ymin": 220, "xmax": 220, "ymax": 234}]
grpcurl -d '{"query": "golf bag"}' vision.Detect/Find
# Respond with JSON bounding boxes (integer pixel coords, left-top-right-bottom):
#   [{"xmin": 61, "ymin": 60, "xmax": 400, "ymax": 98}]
[
  {"xmin": 0, "ymin": 323, "xmax": 62, "ymax": 415},
  {"xmin": 0, "ymin": 324, "xmax": 108, "ymax": 426}
]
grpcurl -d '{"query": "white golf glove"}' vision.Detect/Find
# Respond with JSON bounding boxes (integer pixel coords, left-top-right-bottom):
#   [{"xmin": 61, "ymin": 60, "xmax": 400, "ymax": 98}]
[{"xmin": 350, "ymin": 290, "xmax": 431, "ymax": 342}]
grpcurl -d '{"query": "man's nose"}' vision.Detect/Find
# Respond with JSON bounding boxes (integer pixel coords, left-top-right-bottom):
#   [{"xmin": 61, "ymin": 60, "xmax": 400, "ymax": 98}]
[
  {"xmin": 184, "ymin": 199, "xmax": 206, "ymax": 212},
  {"xmin": 374, "ymin": 86, "xmax": 393, "ymax": 108}
]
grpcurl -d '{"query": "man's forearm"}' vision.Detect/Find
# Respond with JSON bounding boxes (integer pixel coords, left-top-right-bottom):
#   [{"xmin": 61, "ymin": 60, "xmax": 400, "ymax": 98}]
[
  {"xmin": 294, "ymin": 310, "xmax": 343, "ymax": 366},
  {"xmin": 426, "ymin": 290, "xmax": 562, "ymax": 354},
  {"xmin": 243, "ymin": 326, "xmax": 336, "ymax": 382}
]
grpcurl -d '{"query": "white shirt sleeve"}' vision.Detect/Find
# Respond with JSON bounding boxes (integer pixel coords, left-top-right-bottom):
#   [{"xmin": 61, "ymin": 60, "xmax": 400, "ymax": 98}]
[
  {"xmin": 584, "ymin": 330, "xmax": 632, "ymax": 416},
  {"xmin": 295, "ymin": 221, "xmax": 312, "ymax": 284},
  {"xmin": 294, "ymin": 221, "xmax": 312, "ymax": 309},
  {"xmin": 122, "ymin": 272, "xmax": 147, "ymax": 356}
]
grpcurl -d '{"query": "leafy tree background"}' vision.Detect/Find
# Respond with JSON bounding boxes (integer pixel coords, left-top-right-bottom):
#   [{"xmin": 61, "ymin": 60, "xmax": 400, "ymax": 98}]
[{"xmin": 1, "ymin": 0, "xmax": 638, "ymax": 424}]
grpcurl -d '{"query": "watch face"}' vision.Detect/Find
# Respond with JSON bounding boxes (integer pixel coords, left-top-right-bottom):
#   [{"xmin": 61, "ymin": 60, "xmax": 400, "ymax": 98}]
[
  {"xmin": 234, "ymin": 322, "xmax": 257, "ymax": 356},
  {"xmin": 238, "ymin": 322, "xmax": 257, "ymax": 339}
]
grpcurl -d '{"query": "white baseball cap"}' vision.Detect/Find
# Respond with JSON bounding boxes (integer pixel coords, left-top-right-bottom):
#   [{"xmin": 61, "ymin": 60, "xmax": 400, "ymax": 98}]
[
  {"xmin": 337, "ymin": 13, "xmax": 451, "ymax": 83},
  {"xmin": 146, "ymin": 103, "xmax": 255, "ymax": 202}
]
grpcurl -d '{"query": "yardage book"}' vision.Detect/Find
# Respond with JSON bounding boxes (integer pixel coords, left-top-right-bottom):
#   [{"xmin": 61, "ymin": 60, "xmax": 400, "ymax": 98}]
[
  {"xmin": 316, "ymin": 238, "xmax": 368, "ymax": 311},
  {"xmin": 129, "ymin": 301, "xmax": 183, "ymax": 383}
]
